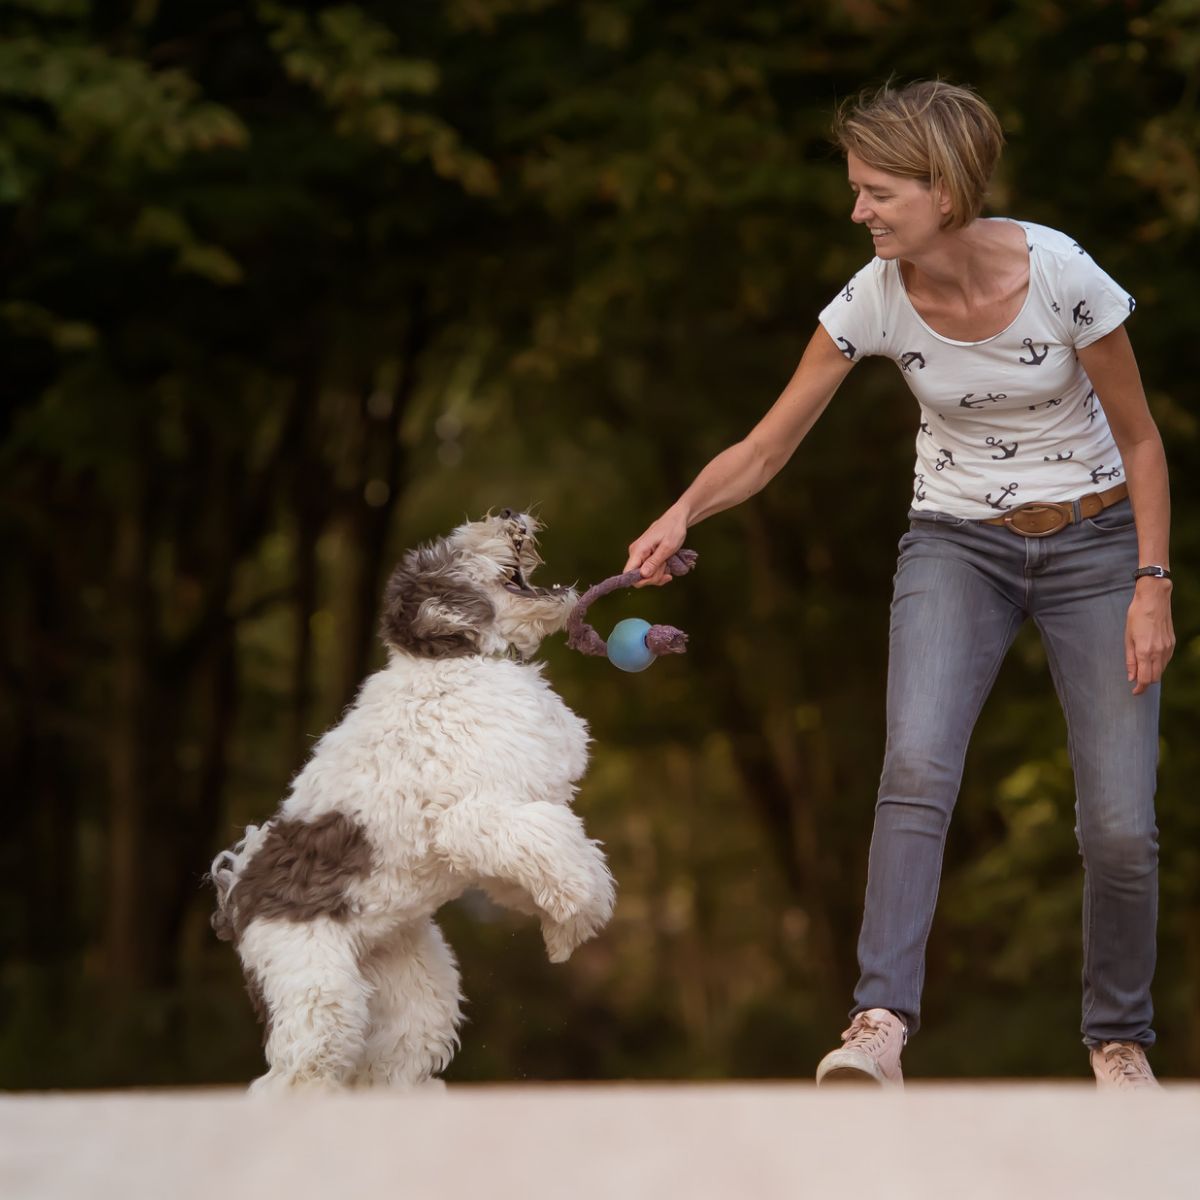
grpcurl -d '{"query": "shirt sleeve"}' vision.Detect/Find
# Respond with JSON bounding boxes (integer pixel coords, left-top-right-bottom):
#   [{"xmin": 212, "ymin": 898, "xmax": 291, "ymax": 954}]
[
  {"xmin": 1054, "ymin": 239, "xmax": 1136, "ymax": 349},
  {"xmin": 818, "ymin": 261, "xmax": 885, "ymax": 363}
]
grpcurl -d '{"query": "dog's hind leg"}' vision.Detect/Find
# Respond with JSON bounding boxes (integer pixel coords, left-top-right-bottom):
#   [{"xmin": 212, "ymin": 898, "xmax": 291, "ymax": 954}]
[
  {"xmin": 355, "ymin": 918, "xmax": 463, "ymax": 1088},
  {"xmin": 434, "ymin": 798, "xmax": 616, "ymax": 962},
  {"xmin": 238, "ymin": 917, "xmax": 372, "ymax": 1095}
]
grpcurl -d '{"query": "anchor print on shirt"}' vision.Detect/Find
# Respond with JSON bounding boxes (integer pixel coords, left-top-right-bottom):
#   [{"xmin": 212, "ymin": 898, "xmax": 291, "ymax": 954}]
[
  {"xmin": 1043, "ymin": 451, "xmax": 1074, "ymax": 462},
  {"xmin": 985, "ymin": 437, "xmax": 1018, "ymax": 460},
  {"xmin": 1083, "ymin": 388, "xmax": 1098, "ymax": 424},
  {"xmin": 1128, "ymin": 296, "xmax": 1136, "ymax": 313},
  {"xmin": 959, "ymin": 392, "xmax": 1007, "ymax": 409},
  {"xmin": 1089, "ymin": 464, "xmax": 1123, "ymax": 484},
  {"xmin": 1051, "ymin": 301, "xmax": 1061, "ymax": 313},
  {"xmin": 914, "ymin": 473, "xmax": 928, "ymax": 502},
  {"xmin": 986, "ymin": 482, "xmax": 1020, "ymax": 510},
  {"xmin": 842, "ymin": 280, "xmax": 854, "ymax": 302},
  {"xmin": 836, "ymin": 336, "xmax": 857, "ymax": 360},
  {"xmin": 899, "ymin": 350, "xmax": 926, "ymax": 372},
  {"xmin": 1028, "ymin": 396, "xmax": 1063, "ymax": 412},
  {"xmin": 1071, "ymin": 241, "xmax": 1086, "ymax": 256},
  {"xmin": 934, "ymin": 447, "xmax": 955, "ymax": 472},
  {"xmin": 1072, "ymin": 300, "xmax": 1093, "ymax": 327},
  {"xmin": 919, "ymin": 419, "xmax": 932, "ymax": 437},
  {"xmin": 1019, "ymin": 338, "xmax": 1049, "ymax": 365}
]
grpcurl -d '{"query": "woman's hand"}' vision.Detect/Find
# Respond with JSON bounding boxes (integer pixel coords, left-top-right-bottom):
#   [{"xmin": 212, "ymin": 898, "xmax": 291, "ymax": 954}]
[
  {"xmin": 625, "ymin": 506, "xmax": 689, "ymax": 587},
  {"xmin": 1125, "ymin": 579, "xmax": 1175, "ymax": 695}
]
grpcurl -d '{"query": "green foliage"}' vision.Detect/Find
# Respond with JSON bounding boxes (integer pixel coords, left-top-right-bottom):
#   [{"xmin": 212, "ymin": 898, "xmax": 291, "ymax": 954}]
[{"xmin": 2, "ymin": 0, "xmax": 1198, "ymax": 1087}]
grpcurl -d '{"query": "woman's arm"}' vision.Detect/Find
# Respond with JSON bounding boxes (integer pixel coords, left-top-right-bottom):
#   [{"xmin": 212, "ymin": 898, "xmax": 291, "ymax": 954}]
[
  {"xmin": 1077, "ymin": 325, "xmax": 1175, "ymax": 695},
  {"xmin": 624, "ymin": 326, "xmax": 855, "ymax": 585}
]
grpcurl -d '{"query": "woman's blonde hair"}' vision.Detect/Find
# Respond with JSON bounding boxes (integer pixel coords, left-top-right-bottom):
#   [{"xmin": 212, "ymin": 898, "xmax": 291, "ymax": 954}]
[{"xmin": 832, "ymin": 80, "xmax": 1005, "ymax": 230}]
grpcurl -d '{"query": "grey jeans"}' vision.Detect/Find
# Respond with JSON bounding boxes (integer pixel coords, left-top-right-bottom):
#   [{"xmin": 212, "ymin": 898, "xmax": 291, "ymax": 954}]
[{"xmin": 851, "ymin": 498, "xmax": 1159, "ymax": 1047}]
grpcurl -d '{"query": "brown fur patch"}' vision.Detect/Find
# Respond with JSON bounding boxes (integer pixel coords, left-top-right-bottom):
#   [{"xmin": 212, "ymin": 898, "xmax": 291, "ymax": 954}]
[
  {"xmin": 227, "ymin": 811, "xmax": 375, "ymax": 939},
  {"xmin": 379, "ymin": 541, "xmax": 494, "ymax": 658},
  {"xmin": 212, "ymin": 903, "xmax": 235, "ymax": 943}
]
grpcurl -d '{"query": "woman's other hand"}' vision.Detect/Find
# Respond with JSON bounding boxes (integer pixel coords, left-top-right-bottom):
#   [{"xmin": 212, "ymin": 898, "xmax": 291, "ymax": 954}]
[
  {"xmin": 625, "ymin": 506, "xmax": 688, "ymax": 587},
  {"xmin": 1125, "ymin": 579, "xmax": 1175, "ymax": 695}
]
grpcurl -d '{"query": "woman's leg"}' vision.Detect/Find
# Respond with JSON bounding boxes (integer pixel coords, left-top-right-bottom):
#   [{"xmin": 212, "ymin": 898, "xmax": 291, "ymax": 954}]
[
  {"xmin": 851, "ymin": 518, "xmax": 1025, "ymax": 1034},
  {"xmin": 1031, "ymin": 508, "xmax": 1159, "ymax": 1047}
]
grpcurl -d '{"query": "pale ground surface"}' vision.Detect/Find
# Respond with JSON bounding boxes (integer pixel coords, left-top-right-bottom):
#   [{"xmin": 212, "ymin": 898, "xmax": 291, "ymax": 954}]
[{"xmin": 2, "ymin": 1083, "xmax": 1199, "ymax": 1200}]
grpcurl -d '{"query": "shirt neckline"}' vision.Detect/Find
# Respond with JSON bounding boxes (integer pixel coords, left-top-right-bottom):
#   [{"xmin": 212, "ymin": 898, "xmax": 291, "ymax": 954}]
[{"xmin": 892, "ymin": 218, "xmax": 1036, "ymax": 348}]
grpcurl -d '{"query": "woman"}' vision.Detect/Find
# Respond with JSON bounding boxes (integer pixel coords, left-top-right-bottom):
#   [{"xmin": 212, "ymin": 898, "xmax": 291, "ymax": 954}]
[{"xmin": 623, "ymin": 81, "xmax": 1174, "ymax": 1089}]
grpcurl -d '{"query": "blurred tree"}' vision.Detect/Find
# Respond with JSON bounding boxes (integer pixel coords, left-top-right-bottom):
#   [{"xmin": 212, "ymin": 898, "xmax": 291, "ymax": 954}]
[{"xmin": 1, "ymin": 0, "xmax": 1197, "ymax": 1085}]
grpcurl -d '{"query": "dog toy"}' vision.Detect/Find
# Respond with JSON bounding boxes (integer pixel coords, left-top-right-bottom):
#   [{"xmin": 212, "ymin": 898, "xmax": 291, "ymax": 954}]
[{"xmin": 565, "ymin": 550, "xmax": 698, "ymax": 671}]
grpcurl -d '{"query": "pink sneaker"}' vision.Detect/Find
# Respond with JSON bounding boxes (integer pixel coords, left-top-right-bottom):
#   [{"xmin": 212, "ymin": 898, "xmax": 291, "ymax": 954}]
[
  {"xmin": 815, "ymin": 1007, "xmax": 907, "ymax": 1088},
  {"xmin": 1090, "ymin": 1041, "xmax": 1161, "ymax": 1090}
]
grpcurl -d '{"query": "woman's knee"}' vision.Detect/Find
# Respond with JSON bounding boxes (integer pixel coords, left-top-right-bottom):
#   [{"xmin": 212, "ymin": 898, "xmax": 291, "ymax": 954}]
[
  {"xmin": 878, "ymin": 741, "xmax": 961, "ymax": 822},
  {"xmin": 1078, "ymin": 820, "xmax": 1159, "ymax": 877}
]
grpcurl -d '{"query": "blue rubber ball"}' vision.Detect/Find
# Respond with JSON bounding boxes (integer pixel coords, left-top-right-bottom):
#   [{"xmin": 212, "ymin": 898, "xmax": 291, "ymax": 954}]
[{"xmin": 607, "ymin": 618, "xmax": 656, "ymax": 673}]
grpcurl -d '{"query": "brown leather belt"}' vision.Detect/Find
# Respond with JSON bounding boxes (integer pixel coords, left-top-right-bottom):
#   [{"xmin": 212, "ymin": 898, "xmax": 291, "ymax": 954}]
[{"xmin": 981, "ymin": 482, "xmax": 1128, "ymax": 537}]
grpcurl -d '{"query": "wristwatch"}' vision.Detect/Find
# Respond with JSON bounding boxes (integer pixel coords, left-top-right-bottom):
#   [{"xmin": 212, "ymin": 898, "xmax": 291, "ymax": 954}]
[{"xmin": 1133, "ymin": 565, "xmax": 1172, "ymax": 581}]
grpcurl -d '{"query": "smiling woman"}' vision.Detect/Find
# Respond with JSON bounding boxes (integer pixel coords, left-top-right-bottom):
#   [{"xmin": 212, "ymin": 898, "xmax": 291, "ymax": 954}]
[
  {"xmin": 623, "ymin": 78, "xmax": 1174, "ymax": 1092},
  {"xmin": 833, "ymin": 81, "xmax": 1005, "ymax": 234}
]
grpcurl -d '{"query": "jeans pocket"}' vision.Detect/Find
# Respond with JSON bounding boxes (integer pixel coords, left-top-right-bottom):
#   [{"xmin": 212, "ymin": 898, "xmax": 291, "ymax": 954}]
[{"xmin": 1083, "ymin": 498, "xmax": 1136, "ymax": 532}]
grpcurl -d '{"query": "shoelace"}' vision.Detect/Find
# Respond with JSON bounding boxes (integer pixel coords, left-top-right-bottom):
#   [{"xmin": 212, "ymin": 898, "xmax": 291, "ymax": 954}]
[
  {"xmin": 1100, "ymin": 1042, "xmax": 1155, "ymax": 1085},
  {"xmin": 841, "ymin": 1014, "xmax": 888, "ymax": 1053}
]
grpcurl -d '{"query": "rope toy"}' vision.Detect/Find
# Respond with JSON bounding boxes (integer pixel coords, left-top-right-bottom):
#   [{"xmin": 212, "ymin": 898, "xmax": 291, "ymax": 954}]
[{"xmin": 565, "ymin": 550, "xmax": 698, "ymax": 672}]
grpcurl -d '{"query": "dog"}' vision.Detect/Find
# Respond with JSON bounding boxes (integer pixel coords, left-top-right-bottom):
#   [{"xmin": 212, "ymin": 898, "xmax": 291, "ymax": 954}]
[{"xmin": 209, "ymin": 510, "xmax": 615, "ymax": 1093}]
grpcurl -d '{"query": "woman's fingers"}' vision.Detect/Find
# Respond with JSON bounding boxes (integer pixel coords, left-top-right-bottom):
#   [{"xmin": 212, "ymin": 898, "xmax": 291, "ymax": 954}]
[
  {"xmin": 630, "ymin": 542, "xmax": 673, "ymax": 587},
  {"xmin": 626, "ymin": 516, "xmax": 685, "ymax": 586},
  {"xmin": 1125, "ymin": 601, "xmax": 1175, "ymax": 695}
]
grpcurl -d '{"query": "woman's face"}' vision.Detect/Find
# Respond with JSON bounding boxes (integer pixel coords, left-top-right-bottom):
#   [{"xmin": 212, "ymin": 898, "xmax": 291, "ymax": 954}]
[{"xmin": 846, "ymin": 151, "xmax": 948, "ymax": 259}]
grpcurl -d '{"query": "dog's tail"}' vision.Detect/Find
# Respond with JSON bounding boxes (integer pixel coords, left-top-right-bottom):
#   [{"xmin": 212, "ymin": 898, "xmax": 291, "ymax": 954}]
[{"xmin": 207, "ymin": 821, "xmax": 273, "ymax": 943}]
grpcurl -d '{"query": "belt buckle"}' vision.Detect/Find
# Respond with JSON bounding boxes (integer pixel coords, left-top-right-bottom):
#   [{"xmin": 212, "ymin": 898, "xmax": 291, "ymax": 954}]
[{"xmin": 1002, "ymin": 502, "xmax": 1069, "ymax": 537}]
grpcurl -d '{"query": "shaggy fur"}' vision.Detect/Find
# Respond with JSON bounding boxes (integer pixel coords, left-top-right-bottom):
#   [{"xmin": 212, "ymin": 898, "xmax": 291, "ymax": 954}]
[{"xmin": 209, "ymin": 511, "xmax": 615, "ymax": 1094}]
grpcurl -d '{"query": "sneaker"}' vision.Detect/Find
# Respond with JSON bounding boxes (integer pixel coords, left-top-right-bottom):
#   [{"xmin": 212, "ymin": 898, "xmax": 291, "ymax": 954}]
[
  {"xmin": 1090, "ymin": 1041, "xmax": 1161, "ymax": 1091},
  {"xmin": 815, "ymin": 1007, "xmax": 907, "ymax": 1087}
]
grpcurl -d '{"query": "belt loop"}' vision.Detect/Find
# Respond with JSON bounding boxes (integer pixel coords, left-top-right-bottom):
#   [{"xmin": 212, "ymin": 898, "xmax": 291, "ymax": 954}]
[{"xmin": 1072, "ymin": 498, "xmax": 1082, "ymax": 525}]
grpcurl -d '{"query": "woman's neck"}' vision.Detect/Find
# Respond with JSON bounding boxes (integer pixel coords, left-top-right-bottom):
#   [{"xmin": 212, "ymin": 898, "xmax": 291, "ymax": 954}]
[{"xmin": 900, "ymin": 219, "xmax": 1025, "ymax": 304}]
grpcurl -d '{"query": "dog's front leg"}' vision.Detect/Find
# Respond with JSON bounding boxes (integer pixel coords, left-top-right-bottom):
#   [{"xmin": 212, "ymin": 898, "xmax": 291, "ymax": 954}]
[{"xmin": 434, "ymin": 798, "xmax": 615, "ymax": 962}]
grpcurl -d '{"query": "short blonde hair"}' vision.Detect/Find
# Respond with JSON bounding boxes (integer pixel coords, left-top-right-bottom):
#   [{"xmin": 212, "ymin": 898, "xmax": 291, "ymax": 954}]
[{"xmin": 832, "ymin": 80, "xmax": 1005, "ymax": 230}]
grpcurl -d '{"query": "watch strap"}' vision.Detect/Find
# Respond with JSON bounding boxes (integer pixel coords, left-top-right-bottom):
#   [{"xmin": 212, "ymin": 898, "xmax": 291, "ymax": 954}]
[{"xmin": 1133, "ymin": 565, "xmax": 1172, "ymax": 581}]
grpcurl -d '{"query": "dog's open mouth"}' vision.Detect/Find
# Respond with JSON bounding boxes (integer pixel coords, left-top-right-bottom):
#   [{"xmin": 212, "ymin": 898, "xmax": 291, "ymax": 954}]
[
  {"xmin": 502, "ymin": 527, "xmax": 569, "ymax": 598},
  {"xmin": 504, "ymin": 563, "xmax": 568, "ymax": 598}
]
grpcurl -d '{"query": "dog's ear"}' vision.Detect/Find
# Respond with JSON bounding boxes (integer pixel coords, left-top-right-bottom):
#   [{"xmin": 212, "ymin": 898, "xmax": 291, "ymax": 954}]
[{"xmin": 379, "ymin": 544, "xmax": 495, "ymax": 658}]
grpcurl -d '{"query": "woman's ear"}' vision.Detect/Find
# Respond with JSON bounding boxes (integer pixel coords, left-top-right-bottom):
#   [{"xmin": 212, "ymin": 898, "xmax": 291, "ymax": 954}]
[
  {"xmin": 935, "ymin": 178, "xmax": 953, "ymax": 218},
  {"xmin": 379, "ymin": 545, "xmax": 495, "ymax": 658}
]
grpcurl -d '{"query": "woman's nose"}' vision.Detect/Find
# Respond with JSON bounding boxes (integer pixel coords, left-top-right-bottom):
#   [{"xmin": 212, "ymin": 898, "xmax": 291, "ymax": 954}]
[{"xmin": 851, "ymin": 195, "xmax": 872, "ymax": 224}]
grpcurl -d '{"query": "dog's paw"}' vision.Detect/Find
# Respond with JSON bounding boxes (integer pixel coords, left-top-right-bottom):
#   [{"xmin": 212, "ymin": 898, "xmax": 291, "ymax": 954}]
[
  {"xmin": 541, "ymin": 915, "xmax": 583, "ymax": 963},
  {"xmin": 541, "ymin": 904, "xmax": 611, "ymax": 964},
  {"xmin": 536, "ymin": 847, "xmax": 617, "ymax": 929}
]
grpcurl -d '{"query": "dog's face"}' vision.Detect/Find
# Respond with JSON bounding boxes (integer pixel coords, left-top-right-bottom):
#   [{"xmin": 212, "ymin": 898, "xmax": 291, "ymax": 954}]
[{"xmin": 380, "ymin": 510, "xmax": 577, "ymax": 660}]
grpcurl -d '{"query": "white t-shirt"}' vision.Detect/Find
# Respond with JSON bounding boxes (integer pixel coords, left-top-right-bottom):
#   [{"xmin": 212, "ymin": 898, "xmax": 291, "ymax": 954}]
[{"xmin": 818, "ymin": 220, "xmax": 1136, "ymax": 519}]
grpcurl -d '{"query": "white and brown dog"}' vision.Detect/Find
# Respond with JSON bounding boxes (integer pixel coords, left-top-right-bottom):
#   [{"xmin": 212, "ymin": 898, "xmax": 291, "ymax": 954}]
[{"xmin": 210, "ymin": 510, "xmax": 615, "ymax": 1093}]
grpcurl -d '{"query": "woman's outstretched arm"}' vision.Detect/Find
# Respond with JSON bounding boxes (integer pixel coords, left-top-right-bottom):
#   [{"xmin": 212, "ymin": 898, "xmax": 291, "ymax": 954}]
[{"xmin": 624, "ymin": 326, "xmax": 855, "ymax": 585}]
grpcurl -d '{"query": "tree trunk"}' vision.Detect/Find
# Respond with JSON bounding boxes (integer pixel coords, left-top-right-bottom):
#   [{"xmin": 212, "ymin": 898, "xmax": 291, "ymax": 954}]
[{"xmin": 104, "ymin": 465, "xmax": 152, "ymax": 989}]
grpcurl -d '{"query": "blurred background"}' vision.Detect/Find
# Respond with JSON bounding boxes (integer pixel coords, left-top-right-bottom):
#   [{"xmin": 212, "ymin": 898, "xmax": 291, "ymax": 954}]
[{"xmin": 2, "ymin": 0, "xmax": 1198, "ymax": 1088}]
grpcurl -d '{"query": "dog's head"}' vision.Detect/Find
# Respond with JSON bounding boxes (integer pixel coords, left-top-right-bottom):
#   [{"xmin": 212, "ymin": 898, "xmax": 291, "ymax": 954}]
[{"xmin": 380, "ymin": 510, "xmax": 577, "ymax": 660}]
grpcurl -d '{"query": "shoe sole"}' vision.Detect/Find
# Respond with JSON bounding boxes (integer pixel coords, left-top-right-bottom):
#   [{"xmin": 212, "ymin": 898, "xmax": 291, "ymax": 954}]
[{"xmin": 817, "ymin": 1065, "xmax": 884, "ymax": 1086}]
